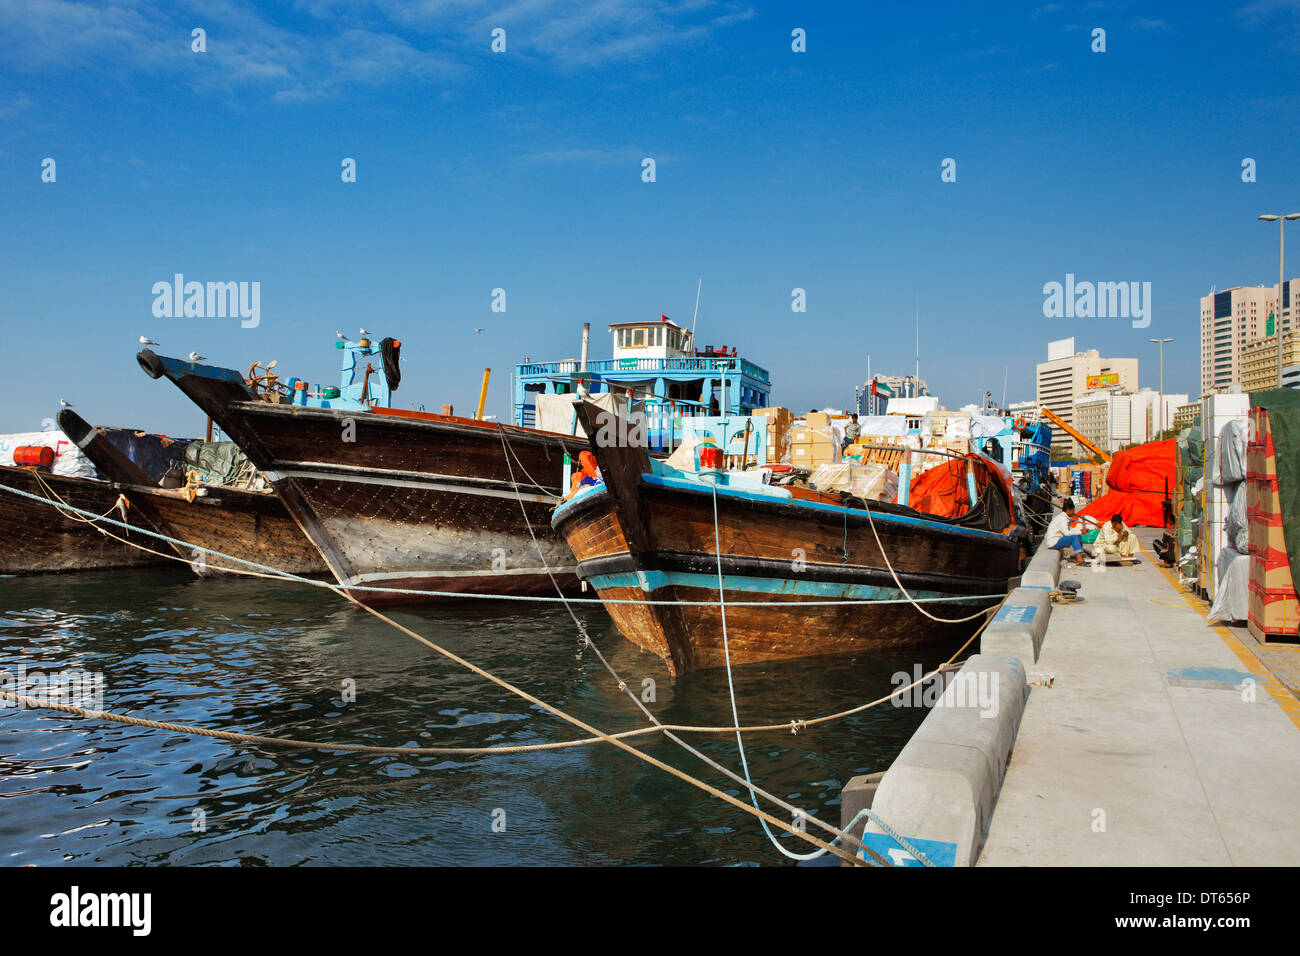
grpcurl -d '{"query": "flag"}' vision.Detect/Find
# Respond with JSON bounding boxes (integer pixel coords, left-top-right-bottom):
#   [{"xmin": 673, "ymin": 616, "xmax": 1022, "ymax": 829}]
[
  {"xmin": 873, "ymin": 379, "xmax": 894, "ymax": 397},
  {"xmin": 661, "ymin": 314, "xmax": 670, "ymax": 323}
]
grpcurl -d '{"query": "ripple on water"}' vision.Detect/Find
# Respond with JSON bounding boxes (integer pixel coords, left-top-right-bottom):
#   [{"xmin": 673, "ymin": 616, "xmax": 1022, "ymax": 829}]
[{"xmin": 0, "ymin": 568, "xmax": 950, "ymax": 865}]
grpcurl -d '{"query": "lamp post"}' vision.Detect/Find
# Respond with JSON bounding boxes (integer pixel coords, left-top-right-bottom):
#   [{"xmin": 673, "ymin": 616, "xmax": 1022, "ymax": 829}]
[
  {"xmin": 1259, "ymin": 213, "xmax": 1300, "ymax": 389},
  {"xmin": 1149, "ymin": 337, "xmax": 1172, "ymax": 439}
]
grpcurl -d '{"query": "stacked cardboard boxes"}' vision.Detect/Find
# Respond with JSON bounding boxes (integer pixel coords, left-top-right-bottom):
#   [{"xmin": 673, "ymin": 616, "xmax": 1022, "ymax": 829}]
[
  {"xmin": 1246, "ymin": 407, "xmax": 1299, "ymax": 642},
  {"xmin": 752, "ymin": 406, "xmax": 793, "ymax": 465},
  {"xmin": 791, "ymin": 411, "xmax": 839, "ymax": 468}
]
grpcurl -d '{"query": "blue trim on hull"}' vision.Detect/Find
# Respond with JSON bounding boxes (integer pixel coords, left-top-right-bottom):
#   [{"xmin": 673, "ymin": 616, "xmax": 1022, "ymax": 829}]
[{"xmin": 588, "ymin": 569, "xmax": 995, "ymax": 604}]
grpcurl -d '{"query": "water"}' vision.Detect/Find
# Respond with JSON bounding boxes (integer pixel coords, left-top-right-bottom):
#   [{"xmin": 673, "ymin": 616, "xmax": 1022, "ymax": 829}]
[{"xmin": 0, "ymin": 568, "xmax": 944, "ymax": 866}]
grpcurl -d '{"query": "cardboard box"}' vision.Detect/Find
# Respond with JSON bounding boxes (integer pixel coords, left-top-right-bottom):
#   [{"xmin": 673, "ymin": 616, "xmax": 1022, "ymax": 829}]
[
  {"xmin": 1250, "ymin": 545, "xmax": 1297, "ymax": 593},
  {"xmin": 806, "ymin": 411, "xmax": 831, "ymax": 429},
  {"xmin": 1247, "ymin": 475, "xmax": 1281, "ymax": 520},
  {"xmin": 1248, "ymin": 513, "xmax": 1286, "ymax": 557},
  {"xmin": 1248, "ymin": 579, "xmax": 1300, "ymax": 641}
]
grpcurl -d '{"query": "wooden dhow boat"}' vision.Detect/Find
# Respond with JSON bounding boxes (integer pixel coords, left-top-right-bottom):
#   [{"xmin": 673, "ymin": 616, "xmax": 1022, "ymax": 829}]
[
  {"xmin": 138, "ymin": 342, "xmax": 589, "ymax": 602},
  {"xmin": 0, "ymin": 463, "xmax": 171, "ymax": 574},
  {"xmin": 551, "ymin": 401, "xmax": 1026, "ymax": 674},
  {"xmin": 57, "ymin": 410, "xmax": 327, "ymax": 577}
]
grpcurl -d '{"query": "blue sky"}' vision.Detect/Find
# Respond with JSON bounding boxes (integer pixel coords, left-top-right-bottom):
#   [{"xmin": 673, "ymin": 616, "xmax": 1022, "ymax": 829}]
[{"xmin": 2, "ymin": 0, "xmax": 1299, "ymax": 435}]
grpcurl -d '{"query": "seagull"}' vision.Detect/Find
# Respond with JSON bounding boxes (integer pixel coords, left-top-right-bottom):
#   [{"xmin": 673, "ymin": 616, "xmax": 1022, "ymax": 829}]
[
  {"xmin": 473, "ymin": 328, "xmax": 484, "ymax": 334},
  {"xmin": 188, "ymin": 351, "xmax": 206, "ymax": 362},
  {"xmin": 265, "ymin": 360, "xmax": 277, "ymax": 370},
  {"xmin": 336, "ymin": 331, "xmax": 347, "ymax": 341},
  {"xmin": 60, "ymin": 398, "xmax": 74, "ymax": 408},
  {"xmin": 359, "ymin": 328, "xmax": 372, "ymax": 337},
  {"xmin": 139, "ymin": 336, "xmax": 159, "ymax": 346}
]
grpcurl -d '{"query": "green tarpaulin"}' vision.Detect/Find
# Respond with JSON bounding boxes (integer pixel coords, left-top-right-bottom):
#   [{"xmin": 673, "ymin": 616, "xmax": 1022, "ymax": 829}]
[{"xmin": 1250, "ymin": 389, "xmax": 1300, "ymax": 580}]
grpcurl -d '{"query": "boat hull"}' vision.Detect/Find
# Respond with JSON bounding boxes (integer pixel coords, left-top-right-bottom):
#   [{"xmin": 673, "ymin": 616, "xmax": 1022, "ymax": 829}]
[
  {"xmin": 139, "ymin": 354, "xmax": 588, "ymax": 603},
  {"xmin": 0, "ymin": 467, "xmax": 169, "ymax": 574},
  {"xmin": 115, "ymin": 483, "xmax": 328, "ymax": 577},
  {"xmin": 553, "ymin": 474, "xmax": 1019, "ymax": 675}
]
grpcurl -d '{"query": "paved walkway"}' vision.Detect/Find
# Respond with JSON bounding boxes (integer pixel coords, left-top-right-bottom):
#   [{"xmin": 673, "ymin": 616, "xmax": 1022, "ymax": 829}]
[{"xmin": 979, "ymin": 533, "xmax": 1300, "ymax": 866}]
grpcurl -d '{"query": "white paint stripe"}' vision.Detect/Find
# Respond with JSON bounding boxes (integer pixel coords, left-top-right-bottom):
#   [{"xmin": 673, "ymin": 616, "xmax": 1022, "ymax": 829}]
[
  {"xmin": 272, "ymin": 467, "xmax": 558, "ymax": 504},
  {"xmin": 350, "ymin": 566, "xmax": 576, "ymax": 584}
]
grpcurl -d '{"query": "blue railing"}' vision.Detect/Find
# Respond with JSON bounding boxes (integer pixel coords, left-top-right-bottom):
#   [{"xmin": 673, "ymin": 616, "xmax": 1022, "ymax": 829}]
[{"xmin": 516, "ymin": 356, "xmax": 770, "ymax": 384}]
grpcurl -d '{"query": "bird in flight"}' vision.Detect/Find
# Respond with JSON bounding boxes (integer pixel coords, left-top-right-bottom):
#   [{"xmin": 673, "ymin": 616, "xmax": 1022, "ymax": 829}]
[
  {"xmin": 359, "ymin": 328, "xmax": 372, "ymax": 337},
  {"xmin": 474, "ymin": 328, "xmax": 484, "ymax": 334}
]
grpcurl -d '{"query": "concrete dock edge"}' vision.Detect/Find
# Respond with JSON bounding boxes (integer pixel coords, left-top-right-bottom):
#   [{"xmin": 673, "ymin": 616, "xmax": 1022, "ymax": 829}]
[
  {"xmin": 857, "ymin": 653, "xmax": 1030, "ymax": 866},
  {"xmin": 980, "ymin": 585, "xmax": 1053, "ymax": 663},
  {"xmin": 1020, "ymin": 545, "xmax": 1061, "ymax": 590}
]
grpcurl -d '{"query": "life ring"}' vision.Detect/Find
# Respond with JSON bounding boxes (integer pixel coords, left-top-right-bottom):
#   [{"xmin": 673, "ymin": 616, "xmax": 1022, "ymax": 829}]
[{"xmin": 1014, "ymin": 417, "xmax": 1027, "ymax": 430}]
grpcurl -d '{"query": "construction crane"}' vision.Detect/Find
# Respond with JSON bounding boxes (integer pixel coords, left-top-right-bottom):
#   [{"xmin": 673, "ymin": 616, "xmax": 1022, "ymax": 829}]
[{"xmin": 1038, "ymin": 406, "xmax": 1112, "ymax": 464}]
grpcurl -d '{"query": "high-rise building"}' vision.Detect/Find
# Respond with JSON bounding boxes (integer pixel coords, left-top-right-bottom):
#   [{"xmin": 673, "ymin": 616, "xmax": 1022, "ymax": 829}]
[
  {"xmin": 1073, "ymin": 388, "xmax": 1189, "ymax": 454},
  {"xmin": 857, "ymin": 374, "xmax": 928, "ymax": 415},
  {"xmin": 1036, "ymin": 338, "xmax": 1138, "ymax": 457},
  {"xmin": 1241, "ymin": 328, "xmax": 1300, "ymax": 393},
  {"xmin": 1200, "ymin": 281, "xmax": 1298, "ymax": 393}
]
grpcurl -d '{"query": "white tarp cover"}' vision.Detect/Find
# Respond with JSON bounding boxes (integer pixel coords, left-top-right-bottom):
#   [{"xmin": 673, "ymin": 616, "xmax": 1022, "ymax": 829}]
[
  {"xmin": 534, "ymin": 392, "xmax": 620, "ymax": 439},
  {"xmin": 1208, "ymin": 547, "xmax": 1249, "ymax": 623},
  {"xmin": 0, "ymin": 431, "xmax": 97, "ymax": 479},
  {"xmin": 808, "ymin": 462, "xmax": 899, "ymax": 503},
  {"xmin": 856, "ymin": 416, "xmax": 909, "ymax": 437},
  {"xmin": 1218, "ymin": 418, "xmax": 1249, "ymax": 485},
  {"xmin": 1223, "ymin": 481, "xmax": 1248, "ymax": 554},
  {"xmin": 970, "ymin": 416, "xmax": 1012, "ymax": 440}
]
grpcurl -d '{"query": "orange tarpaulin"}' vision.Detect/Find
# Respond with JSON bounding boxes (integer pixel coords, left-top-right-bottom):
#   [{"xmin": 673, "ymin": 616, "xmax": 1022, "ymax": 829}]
[
  {"xmin": 1078, "ymin": 439, "xmax": 1175, "ymax": 528},
  {"xmin": 909, "ymin": 453, "xmax": 1012, "ymax": 520}
]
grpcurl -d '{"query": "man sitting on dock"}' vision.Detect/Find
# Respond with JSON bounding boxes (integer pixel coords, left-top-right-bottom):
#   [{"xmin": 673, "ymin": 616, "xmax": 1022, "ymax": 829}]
[
  {"xmin": 1043, "ymin": 499, "xmax": 1089, "ymax": 566},
  {"xmin": 1093, "ymin": 513, "xmax": 1138, "ymax": 563}
]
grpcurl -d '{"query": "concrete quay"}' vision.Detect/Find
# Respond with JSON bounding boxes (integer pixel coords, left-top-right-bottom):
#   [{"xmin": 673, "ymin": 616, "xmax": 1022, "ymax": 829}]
[{"xmin": 978, "ymin": 531, "xmax": 1300, "ymax": 866}]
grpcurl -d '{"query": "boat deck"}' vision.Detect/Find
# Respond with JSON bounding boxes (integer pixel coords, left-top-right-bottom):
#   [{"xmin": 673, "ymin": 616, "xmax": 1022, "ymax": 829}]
[{"xmin": 979, "ymin": 529, "xmax": 1300, "ymax": 866}]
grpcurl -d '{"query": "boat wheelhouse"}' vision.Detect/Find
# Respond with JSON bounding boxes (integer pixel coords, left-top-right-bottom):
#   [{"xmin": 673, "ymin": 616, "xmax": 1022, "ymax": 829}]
[{"xmin": 512, "ymin": 317, "xmax": 772, "ymax": 452}]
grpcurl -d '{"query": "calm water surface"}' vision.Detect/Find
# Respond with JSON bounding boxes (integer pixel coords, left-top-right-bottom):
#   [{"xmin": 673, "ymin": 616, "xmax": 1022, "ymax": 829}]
[{"xmin": 0, "ymin": 568, "xmax": 948, "ymax": 866}]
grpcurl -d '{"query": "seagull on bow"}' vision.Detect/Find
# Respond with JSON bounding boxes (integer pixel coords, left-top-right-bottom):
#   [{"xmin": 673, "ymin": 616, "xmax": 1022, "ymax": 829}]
[
  {"xmin": 60, "ymin": 398, "xmax": 74, "ymax": 408},
  {"xmin": 188, "ymin": 352, "xmax": 206, "ymax": 362},
  {"xmin": 336, "ymin": 331, "xmax": 347, "ymax": 341},
  {"xmin": 140, "ymin": 336, "xmax": 159, "ymax": 346},
  {"xmin": 359, "ymin": 328, "xmax": 372, "ymax": 337}
]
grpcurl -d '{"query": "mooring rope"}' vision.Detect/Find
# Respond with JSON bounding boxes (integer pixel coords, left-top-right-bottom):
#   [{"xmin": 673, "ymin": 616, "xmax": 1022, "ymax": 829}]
[
  {"xmin": 0, "ymin": 479, "xmax": 1005, "ymax": 607},
  {"xmin": 3, "ymin": 466, "xmax": 1004, "ymax": 866},
  {"xmin": 496, "ymin": 429, "xmax": 889, "ymax": 863}
]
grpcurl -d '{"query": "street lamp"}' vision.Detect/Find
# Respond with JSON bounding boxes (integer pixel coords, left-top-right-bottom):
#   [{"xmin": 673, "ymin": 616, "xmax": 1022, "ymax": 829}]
[
  {"xmin": 1259, "ymin": 213, "xmax": 1300, "ymax": 389},
  {"xmin": 1149, "ymin": 337, "xmax": 1172, "ymax": 438}
]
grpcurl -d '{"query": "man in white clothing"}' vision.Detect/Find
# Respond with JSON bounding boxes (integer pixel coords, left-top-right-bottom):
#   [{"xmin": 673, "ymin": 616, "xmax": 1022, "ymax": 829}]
[
  {"xmin": 1043, "ymin": 499, "xmax": 1088, "ymax": 566},
  {"xmin": 1094, "ymin": 513, "xmax": 1138, "ymax": 561}
]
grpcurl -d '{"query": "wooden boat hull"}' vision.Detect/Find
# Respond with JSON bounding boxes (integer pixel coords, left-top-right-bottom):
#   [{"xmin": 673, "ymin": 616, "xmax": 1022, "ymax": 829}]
[
  {"xmin": 551, "ymin": 402, "xmax": 1020, "ymax": 674},
  {"xmin": 56, "ymin": 409, "xmax": 328, "ymax": 579},
  {"xmin": 114, "ymin": 483, "xmax": 328, "ymax": 576},
  {"xmin": 0, "ymin": 466, "xmax": 168, "ymax": 574},
  {"xmin": 139, "ymin": 351, "xmax": 587, "ymax": 602}
]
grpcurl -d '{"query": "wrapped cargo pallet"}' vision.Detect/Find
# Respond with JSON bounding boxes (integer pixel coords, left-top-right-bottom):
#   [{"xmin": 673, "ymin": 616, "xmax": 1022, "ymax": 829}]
[
  {"xmin": 808, "ymin": 461, "xmax": 899, "ymax": 503},
  {"xmin": 1245, "ymin": 395, "xmax": 1300, "ymax": 642}
]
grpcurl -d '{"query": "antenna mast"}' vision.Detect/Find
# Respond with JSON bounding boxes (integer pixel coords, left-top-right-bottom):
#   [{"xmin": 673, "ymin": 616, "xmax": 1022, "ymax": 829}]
[{"xmin": 689, "ymin": 278, "xmax": 702, "ymax": 351}]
